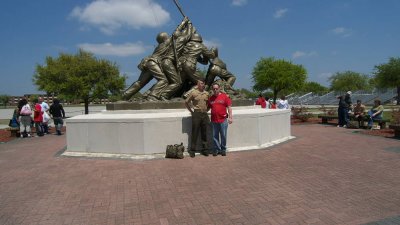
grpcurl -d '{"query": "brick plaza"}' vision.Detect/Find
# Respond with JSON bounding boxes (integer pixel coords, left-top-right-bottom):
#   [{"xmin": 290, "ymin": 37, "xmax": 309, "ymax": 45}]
[{"xmin": 0, "ymin": 124, "xmax": 400, "ymax": 225}]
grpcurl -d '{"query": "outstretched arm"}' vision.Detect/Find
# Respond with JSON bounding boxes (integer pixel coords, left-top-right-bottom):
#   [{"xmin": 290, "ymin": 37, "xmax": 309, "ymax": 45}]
[{"xmin": 175, "ymin": 16, "xmax": 189, "ymax": 32}]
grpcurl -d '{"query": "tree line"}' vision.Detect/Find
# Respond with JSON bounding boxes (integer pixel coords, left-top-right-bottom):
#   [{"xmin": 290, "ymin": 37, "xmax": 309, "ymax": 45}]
[
  {"xmin": 2, "ymin": 50, "xmax": 398, "ymax": 111},
  {"xmin": 252, "ymin": 57, "xmax": 400, "ymax": 104}
]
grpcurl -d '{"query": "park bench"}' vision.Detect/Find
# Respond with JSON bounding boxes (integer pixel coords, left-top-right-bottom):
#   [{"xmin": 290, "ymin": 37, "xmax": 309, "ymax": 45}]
[
  {"xmin": 6, "ymin": 127, "xmax": 20, "ymax": 137},
  {"xmin": 318, "ymin": 114, "xmax": 390, "ymax": 128}
]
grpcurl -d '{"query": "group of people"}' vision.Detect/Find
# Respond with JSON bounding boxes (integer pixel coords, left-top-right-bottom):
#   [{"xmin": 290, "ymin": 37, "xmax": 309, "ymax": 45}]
[
  {"xmin": 185, "ymin": 79, "xmax": 232, "ymax": 157},
  {"xmin": 255, "ymin": 94, "xmax": 290, "ymax": 109},
  {"xmin": 11, "ymin": 97, "xmax": 66, "ymax": 137},
  {"xmin": 337, "ymin": 91, "xmax": 384, "ymax": 129},
  {"xmin": 123, "ymin": 17, "xmax": 236, "ymax": 101}
]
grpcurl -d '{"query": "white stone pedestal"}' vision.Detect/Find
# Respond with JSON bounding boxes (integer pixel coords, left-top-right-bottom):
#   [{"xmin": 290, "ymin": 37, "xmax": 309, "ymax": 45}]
[{"xmin": 64, "ymin": 106, "xmax": 293, "ymax": 158}]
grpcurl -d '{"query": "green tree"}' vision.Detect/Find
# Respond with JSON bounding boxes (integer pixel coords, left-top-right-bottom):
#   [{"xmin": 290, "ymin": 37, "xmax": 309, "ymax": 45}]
[
  {"xmin": 328, "ymin": 71, "xmax": 371, "ymax": 92},
  {"xmin": 374, "ymin": 57, "xmax": 400, "ymax": 105},
  {"xmin": 302, "ymin": 81, "xmax": 329, "ymax": 95},
  {"xmin": 33, "ymin": 49, "xmax": 126, "ymax": 114},
  {"xmin": 252, "ymin": 57, "xmax": 307, "ymax": 103},
  {"xmin": 29, "ymin": 95, "xmax": 39, "ymax": 104},
  {"xmin": 0, "ymin": 95, "xmax": 11, "ymax": 108}
]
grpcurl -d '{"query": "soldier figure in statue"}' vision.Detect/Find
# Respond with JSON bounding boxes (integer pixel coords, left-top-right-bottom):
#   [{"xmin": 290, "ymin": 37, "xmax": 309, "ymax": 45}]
[
  {"xmin": 122, "ymin": 17, "xmax": 190, "ymax": 101},
  {"xmin": 205, "ymin": 54, "xmax": 236, "ymax": 91},
  {"xmin": 179, "ymin": 33, "xmax": 216, "ymax": 86},
  {"xmin": 122, "ymin": 32, "xmax": 169, "ymax": 101},
  {"xmin": 159, "ymin": 18, "xmax": 195, "ymax": 100}
]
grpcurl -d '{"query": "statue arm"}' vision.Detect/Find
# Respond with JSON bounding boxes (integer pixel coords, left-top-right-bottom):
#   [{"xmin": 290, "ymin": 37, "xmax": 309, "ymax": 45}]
[
  {"xmin": 201, "ymin": 45, "xmax": 216, "ymax": 60},
  {"xmin": 176, "ymin": 16, "xmax": 189, "ymax": 32},
  {"xmin": 175, "ymin": 23, "xmax": 194, "ymax": 47}
]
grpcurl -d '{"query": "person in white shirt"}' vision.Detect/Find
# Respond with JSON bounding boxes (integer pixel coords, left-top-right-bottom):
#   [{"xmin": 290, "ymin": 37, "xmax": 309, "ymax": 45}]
[
  {"xmin": 39, "ymin": 97, "xmax": 50, "ymax": 134},
  {"xmin": 277, "ymin": 96, "xmax": 290, "ymax": 109},
  {"xmin": 18, "ymin": 99, "xmax": 32, "ymax": 138}
]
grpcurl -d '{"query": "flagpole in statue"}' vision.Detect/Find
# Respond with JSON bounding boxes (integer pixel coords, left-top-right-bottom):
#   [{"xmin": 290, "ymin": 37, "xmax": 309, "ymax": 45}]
[
  {"xmin": 171, "ymin": 0, "xmax": 186, "ymax": 79},
  {"xmin": 173, "ymin": 0, "xmax": 186, "ymax": 17}
]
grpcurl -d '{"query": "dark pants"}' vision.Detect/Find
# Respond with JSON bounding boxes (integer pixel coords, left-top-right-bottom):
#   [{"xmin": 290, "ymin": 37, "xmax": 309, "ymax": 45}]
[
  {"xmin": 41, "ymin": 123, "xmax": 49, "ymax": 134},
  {"xmin": 338, "ymin": 107, "xmax": 349, "ymax": 126},
  {"xmin": 190, "ymin": 112, "xmax": 209, "ymax": 153},
  {"xmin": 35, "ymin": 121, "xmax": 43, "ymax": 136}
]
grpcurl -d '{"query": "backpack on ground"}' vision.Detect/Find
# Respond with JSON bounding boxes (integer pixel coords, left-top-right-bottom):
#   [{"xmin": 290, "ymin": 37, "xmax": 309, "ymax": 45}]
[{"xmin": 165, "ymin": 143, "xmax": 185, "ymax": 159}]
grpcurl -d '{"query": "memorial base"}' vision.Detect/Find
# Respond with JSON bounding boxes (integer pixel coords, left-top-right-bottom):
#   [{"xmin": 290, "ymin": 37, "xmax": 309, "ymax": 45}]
[{"xmin": 65, "ymin": 106, "xmax": 293, "ymax": 158}]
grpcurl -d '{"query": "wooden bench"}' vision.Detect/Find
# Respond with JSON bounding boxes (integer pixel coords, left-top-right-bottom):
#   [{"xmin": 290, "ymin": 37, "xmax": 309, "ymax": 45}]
[
  {"xmin": 318, "ymin": 114, "xmax": 390, "ymax": 128},
  {"xmin": 6, "ymin": 127, "xmax": 20, "ymax": 137}
]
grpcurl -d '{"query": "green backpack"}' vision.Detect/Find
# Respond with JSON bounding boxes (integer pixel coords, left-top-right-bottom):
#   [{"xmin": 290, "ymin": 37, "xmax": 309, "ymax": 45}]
[{"xmin": 165, "ymin": 143, "xmax": 185, "ymax": 159}]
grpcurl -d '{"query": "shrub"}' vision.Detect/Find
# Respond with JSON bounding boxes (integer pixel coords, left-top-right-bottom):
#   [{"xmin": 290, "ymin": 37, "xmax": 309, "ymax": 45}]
[
  {"xmin": 391, "ymin": 108, "xmax": 400, "ymax": 125},
  {"xmin": 291, "ymin": 106, "xmax": 314, "ymax": 122}
]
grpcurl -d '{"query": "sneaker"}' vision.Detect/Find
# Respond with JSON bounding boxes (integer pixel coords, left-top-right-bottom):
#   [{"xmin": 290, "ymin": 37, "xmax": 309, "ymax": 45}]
[
  {"xmin": 212, "ymin": 153, "xmax": 218, "ymax": 157},
  {"xmin": 221, "ymin": 152, "xmax": 226, "ymax": 156},
  {"xmin": 343, "ymin": 125, "xmax": 347, "ymax": 128},
  {"xmin": 337, "ymin": 125, "xmax": 341, "ymax": 127}
]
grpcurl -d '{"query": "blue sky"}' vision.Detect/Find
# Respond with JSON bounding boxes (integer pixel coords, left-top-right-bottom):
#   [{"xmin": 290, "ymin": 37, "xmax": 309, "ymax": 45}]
[{"xmin": 1, "ymin": 0, "xmax": 399, "ymax": 96}]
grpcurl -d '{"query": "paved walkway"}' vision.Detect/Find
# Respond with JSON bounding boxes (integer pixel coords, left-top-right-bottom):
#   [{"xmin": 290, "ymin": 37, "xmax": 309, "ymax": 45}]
[{"xmin": 0, "ymin": 125, "xmax": 400, "ymax": 225}]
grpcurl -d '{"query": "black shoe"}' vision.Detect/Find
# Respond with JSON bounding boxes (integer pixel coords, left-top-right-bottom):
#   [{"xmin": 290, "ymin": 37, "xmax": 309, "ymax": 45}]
[
  {"xmin": 212, "ymin": 153, "xmax": 218, "ymax": 157},
  {"xmin": 189, "ymin": 151, "xmax": 195, "ymax": 158},
  {"xmin": 221, "ymin": 152, "xmax": 226, "ymax": 156},
  {"xmin": 201, "ymin": 151, "xmax": 209, "ymax": 157}
]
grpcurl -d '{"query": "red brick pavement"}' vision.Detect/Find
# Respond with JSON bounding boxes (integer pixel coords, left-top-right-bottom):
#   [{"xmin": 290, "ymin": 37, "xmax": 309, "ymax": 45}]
[{"xmin": 1, "ymin": 125, "xmax": 400, "ymax": 225}]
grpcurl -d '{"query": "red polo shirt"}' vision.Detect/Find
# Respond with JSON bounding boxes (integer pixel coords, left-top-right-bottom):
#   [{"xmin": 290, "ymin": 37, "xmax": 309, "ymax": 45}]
[{"xmin": 208, "ymin": 93, "xmax": 232, "ymax": 123}]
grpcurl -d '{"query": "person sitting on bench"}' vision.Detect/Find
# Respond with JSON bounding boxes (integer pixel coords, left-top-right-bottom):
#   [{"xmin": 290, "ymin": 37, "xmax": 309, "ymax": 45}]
[
  {"xmin": 368, "ymin": 99, "xmax": 384, "ymax": 129},
  {"xmin": 353, "ymin": 100, "xmax": 366, "ymax": 128}
]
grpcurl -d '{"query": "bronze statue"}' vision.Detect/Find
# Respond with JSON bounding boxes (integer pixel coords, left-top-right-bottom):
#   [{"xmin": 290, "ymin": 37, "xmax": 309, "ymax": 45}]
[{"xmin": 122, "ymin": 0, "xmax": 237, "ymax": 101}]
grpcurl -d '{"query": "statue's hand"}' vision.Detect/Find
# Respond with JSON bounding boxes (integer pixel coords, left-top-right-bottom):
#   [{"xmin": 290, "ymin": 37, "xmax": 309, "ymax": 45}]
[{"xmin": 183, "ymin": 16, "xmax": 189, "ymax": 23}]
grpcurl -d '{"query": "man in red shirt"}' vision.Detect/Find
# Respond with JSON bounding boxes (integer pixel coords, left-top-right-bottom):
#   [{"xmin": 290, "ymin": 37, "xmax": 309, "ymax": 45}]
[
  {"xmin": 255, "ymin": 94, "xmax": 266, "ymax": 108},
  {"xmin": 208, "ymin": 83, "xmax": 233, "ymax": 156}
]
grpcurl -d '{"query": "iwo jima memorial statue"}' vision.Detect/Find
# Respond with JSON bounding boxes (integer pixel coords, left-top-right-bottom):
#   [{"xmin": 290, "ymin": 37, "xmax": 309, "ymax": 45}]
[
  {"xmin": 64, "ymin": 0, "xmax": 292, "ymax": 156},
  {"xmin": 107, "ymin": 0, "xmax": 249, "ymax": 110}
]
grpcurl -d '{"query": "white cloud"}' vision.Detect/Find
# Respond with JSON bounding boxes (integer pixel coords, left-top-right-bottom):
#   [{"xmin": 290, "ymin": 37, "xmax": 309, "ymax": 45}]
[
  {"xmin": 231, "ymin": 0, "xmax": 248, "ymax": 6},
  {"xmin": 331, "ymin": 27, "xmax": 353, "ymax": 37},
  {"xmin": 70, "ymin": 0, "xmax": 170, "ymax": 35},
  {"xmin": 78, "ymin": 42, "xmax": 148, "ymax": 57},
  {"xmin": 292, "ymin": 51, "xmax": 317, "ymax": 59},
  {"xmin": 273, "ymin": 8, "xmax": 288, "ymax": 19}
]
